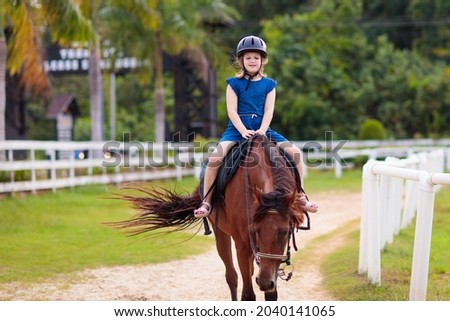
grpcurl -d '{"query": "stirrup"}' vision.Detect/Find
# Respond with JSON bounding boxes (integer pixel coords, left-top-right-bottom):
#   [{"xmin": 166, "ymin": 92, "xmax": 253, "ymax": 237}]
[
  {"xmin": 194, "ymin": 202, "xmax": 211, "ymax": 218},
  {"xmin": 299, "ymin": 195, "xmax": 318, "ymax": 213}
]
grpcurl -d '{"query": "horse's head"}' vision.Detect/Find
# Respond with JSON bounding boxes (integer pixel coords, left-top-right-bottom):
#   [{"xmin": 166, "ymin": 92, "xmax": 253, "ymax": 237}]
[{"xmin": 252, "ymin": 203, "xmax": 293, "ymax": 292}]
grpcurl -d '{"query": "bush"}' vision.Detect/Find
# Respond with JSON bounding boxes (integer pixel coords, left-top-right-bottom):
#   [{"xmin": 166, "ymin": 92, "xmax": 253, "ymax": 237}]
[
  {"xmin": 353, "ymin": 155, "xmax": 369, "ymax": 169},
  {"xmin": 358, "ymin": 119, "xmax": 387, "ymax": 140}
]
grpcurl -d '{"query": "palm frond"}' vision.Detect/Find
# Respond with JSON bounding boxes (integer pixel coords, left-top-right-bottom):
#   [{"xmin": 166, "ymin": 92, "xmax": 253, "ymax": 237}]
[
  {"xmin": 8, "ymin": 1, "xmax": 48, "ymax": 94},
  {"xmin": 42, "ymin": 0, "xmax": 95, "ymax": 45}
]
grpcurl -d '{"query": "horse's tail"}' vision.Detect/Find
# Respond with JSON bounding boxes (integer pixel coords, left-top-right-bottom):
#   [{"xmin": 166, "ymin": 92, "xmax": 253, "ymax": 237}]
[{"xmin": 107, "ymin": 185, "xmax": 202, "ymax": 236}]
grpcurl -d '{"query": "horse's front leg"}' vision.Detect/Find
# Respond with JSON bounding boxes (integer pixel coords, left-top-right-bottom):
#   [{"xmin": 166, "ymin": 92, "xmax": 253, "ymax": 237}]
[
  {"xmin": 265, "ymin": 290, "xmax": 278, "ymax": 301},
  {"xmin": 235, "ymin": 244, "xmax": 256, "ymax": 301},
  {"xmin": 214, "ymin": 229, "xmax": 238, "ymax": 301}
]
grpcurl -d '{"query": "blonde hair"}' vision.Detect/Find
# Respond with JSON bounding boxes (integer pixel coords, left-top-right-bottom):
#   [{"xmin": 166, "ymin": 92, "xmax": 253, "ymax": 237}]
[{"xmin": 233, "ymin": 52, "xmax": 268, "ymax": 78}]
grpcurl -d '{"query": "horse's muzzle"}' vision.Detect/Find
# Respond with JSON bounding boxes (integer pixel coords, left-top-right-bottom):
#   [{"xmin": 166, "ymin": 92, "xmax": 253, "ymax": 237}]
[{"xmin": 256, "ymin": 277, "xmax": 276, "ymax": 292}]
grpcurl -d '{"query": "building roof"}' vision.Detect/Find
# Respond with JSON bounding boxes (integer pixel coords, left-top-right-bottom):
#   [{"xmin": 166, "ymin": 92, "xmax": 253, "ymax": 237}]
[{"xmin": 46, "ymin": 94, "xmax": 80, "ymax": 119}]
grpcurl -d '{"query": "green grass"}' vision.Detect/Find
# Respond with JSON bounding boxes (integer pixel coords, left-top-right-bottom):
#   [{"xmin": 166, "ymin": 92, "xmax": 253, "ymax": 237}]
[
  {"xmin": 319, "ymin": 186, "xmax": 450, "ymax": 300},
  {"xmin": 0, "ymin": 176, "xmax": 212, "ymax": 284},
  {"xmin": 303, "ymin": 168, "xmax": 363, "ymax": 194}
]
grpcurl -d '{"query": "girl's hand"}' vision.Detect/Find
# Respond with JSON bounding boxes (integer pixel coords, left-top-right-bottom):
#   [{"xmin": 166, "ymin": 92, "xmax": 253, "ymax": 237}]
[
  {"xmin": 255, "ymin": 129, "xmax": 266, "ymax": 136},
  {"xmin": 241, "ymin": 129, "xmax": 255, "ymax": 139}
]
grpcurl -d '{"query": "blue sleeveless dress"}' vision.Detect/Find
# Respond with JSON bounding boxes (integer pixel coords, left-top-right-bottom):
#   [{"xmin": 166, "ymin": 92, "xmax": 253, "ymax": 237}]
[{"xmin": 219, "ymin": 76, "xmax": 288, "ymax": 143}]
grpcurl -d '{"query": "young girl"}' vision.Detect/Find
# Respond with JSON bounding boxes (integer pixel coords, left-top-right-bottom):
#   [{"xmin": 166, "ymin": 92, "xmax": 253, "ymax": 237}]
[{"xmin": 194, "ymin": 35, "xmax": 318, "ymax": 217}]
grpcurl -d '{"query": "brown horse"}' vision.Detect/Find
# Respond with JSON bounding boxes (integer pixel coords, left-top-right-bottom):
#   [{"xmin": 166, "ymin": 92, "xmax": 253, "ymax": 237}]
[{"xmin": 112, "ymin": 135, "xmax": 307, "ymax": 301}]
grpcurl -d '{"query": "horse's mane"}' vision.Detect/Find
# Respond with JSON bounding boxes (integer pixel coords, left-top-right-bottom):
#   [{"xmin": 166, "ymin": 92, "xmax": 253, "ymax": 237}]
[{"xmin": 253, "ymin": 136, "xmax": 303, "ymax": 224}]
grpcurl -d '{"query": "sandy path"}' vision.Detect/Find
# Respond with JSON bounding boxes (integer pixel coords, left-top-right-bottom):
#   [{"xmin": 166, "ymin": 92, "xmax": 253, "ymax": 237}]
[{"xmin": 1, "ymin": 191, "xmax": 361, "ymax": 301}]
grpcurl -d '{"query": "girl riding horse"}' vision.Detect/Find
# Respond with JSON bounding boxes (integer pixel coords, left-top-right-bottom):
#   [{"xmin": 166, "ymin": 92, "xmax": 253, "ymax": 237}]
[{"xmin": 194, "ymin": 35, "xmax": 318, "ymax": 218}]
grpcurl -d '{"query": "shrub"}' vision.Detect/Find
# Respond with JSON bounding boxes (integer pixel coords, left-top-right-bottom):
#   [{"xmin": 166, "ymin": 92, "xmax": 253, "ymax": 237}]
[
  {"xmin": 353, "ymin": 155, "xmax": 369, "ymax": 169},
  {"xmin": 358, "ymin": 119, "xmax": 387, "ymax": 140}
]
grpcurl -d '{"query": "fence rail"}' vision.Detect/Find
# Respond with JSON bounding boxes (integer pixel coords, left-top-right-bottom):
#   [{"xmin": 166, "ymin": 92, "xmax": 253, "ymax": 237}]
[
  {"xmin": 1, "ymin": 139, "xmax": 449, "ymax": 194},
  {"xmin": 0, "ymin": 140, "xmax": 197, "ymax": 194},
  {"xmin": 359, "ymin": 149, "xmax": 450, "ymax": 300}
]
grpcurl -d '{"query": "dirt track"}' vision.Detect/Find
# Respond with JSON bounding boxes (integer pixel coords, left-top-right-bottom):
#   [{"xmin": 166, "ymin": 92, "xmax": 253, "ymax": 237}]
[{"xmin": 1, "ymin": 191, "xmax": 361, "ymax": 301}]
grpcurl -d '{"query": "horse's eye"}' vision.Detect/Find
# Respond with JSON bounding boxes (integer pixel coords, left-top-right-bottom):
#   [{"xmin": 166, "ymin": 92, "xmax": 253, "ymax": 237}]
[{"xmin": 277, "ymin": 230, "xmax": 289, "ymax": 239}]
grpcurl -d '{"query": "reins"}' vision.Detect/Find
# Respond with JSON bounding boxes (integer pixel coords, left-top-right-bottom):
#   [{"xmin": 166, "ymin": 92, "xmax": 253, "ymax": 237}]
[{"xmin": 244, "ymin": 139, "xmax": 258, "ymax": 261}]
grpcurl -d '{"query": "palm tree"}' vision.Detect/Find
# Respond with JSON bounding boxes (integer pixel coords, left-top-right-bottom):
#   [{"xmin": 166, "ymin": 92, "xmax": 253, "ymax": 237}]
[
  {"xmin": 101, "ymin": 0, "xmax": 236, "ymax": 143},
  {"xmin": 78, "ymin": 0, "xmax": 104, "ymax": 145},
  {"xmin": 0, "ymin": 0, "xmax": 93, "ymax": 160}
]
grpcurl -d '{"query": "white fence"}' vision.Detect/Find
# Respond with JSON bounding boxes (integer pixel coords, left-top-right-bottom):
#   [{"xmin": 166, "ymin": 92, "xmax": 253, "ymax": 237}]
[
  {"xmin": 359, "ymin": 149, "xmax": 450, "ymax": 300},
  {"xmin": 0, "ymin": 140, "xmax": 196, "ymax": 194},
  {"xmin": 298, "ymin": 137, "xmax": 450, "ymax": 178},
  {"xmin": 1, "ymin": 138, "xmax": 450, "ymax": 193}
]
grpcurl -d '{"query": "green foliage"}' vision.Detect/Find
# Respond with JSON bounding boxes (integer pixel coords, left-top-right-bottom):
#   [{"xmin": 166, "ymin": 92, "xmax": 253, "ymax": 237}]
[
  {"xmin": 353, "ymin": 154, "xmax": 370, "ymax": 169},
  {"xmin": 13, "ymin": 0, "xmax": 450, "ymax": 143},
  {"xmin": 262, "ymin": 0, "xmax": 450, "ymax": 140},
  {"xmin": 193, "ymin": 134, "xmax": 217, "ymax": 153},
  {"xmin": 73, "ymin": 117, "xmax": 91, "ymax": 141},
  {"xmin": 263, "ymin": 1, "xmax": 369, "ymax": 140},
  {"xmin": 0, "ymin": 170, "xmax": 31, "ymax": 182},
  {"xmin": 408, "ymin": 0, "xmax": 450, "ymax": 57},
  {"xmin": 27, "ymin": 100, "xmax": 55, "ymax": 140},
  {"xmin": 358, "ymin": 118, "xmax": 387, "ymax": 140},
  {"xmin": 357, "ymin": 36, "xmax": 450, "ymax": 138},
  {"xmin": 110, "ymin": 72, "xmax": 156, "ymax": 141}
]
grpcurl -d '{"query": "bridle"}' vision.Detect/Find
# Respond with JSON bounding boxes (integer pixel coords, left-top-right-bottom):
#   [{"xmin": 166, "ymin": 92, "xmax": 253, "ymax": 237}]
[{"xmin": 252, "ymin": 209, "xmax": 296, "ymax": 263}]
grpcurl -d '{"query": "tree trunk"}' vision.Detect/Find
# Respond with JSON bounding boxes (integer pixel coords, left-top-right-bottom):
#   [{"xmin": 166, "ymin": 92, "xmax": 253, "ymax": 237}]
[
  {"xmin": 154, "ymin": 32, "xmax": 165, "ymax": 143},
  {"xmin": 0, "ymin": 36, "xmax": 6, "ymax": 161},
  {"xmin": 89, "ymin": 35, "xmax": 104, "ymax": 146}
]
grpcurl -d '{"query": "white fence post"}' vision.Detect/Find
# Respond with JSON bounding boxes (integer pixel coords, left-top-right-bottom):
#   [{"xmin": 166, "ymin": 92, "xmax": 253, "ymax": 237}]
[
  {"xmin": 302, "ymin": 159, "xmax": 308, "ymax": 179},
  {"xmin": 359, "ymin": 160, "xmax": 381, "ymax": 284},
  {"xmin": 50, "ymin": 149, "xmax": 56, "ymax": 193},
  {"xmin": 379, "ymin": 174, "xmax": 390, "ymax": 249},
  {"xmin": 409, "ymin": 172, "xmax": 436, "ymax": 301},
  {"xmin": 367, "ymin": 163, "xmax": 382, "ymax": 285},
  {"xmin": 30, "ymin": 149, "xmax": 37, "ymax": 195},
  {"xmin": 446, "ymin": 148, "xmax": 450, "ymax": 172},
  {"xmin": 381, "ymin": 157, "xmax": 404, "ymax": 247},
  {"xmin": 391, "ymin": 176, "xmax": 404, "ymax": 236},
  {"xmin": 358, "ymin": 162, "xmax": 369, "ymax": 274},
  {"xmin": 334, "ymin": 157, "xmax": 342, "ymax": 178},
  {"xmin": 8, "ymin": 149, "xmax": 14, "ymax": 186}
]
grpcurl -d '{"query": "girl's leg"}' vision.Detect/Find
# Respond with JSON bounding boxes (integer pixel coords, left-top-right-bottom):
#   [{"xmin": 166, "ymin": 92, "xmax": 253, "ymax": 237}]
[
  {"xmin": 278, "ymin": 142, "xmax": 318, "ymax": 213},
  {"xmin": 194, "ymin": 141, "xmax": 236, "ymax": 217}
]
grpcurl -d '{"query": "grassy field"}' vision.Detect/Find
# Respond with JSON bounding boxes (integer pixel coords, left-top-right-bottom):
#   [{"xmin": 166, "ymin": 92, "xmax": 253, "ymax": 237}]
[
  {"xmin": 315, "ymin": 186, "xmax": 450, "ymax": 301},
  {"xmin": 0, "ymin": 168, "xmax": 448, "ymax": 301},
  {"xmin": 0, "ymin": 177, "xmax": 213, "ymax": 283}
]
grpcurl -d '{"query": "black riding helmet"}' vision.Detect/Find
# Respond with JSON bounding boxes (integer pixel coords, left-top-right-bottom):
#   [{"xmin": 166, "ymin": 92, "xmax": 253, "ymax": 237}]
[{"xmin": 236, "ymin": 35, "xmax": 267, "ymax": 58}]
